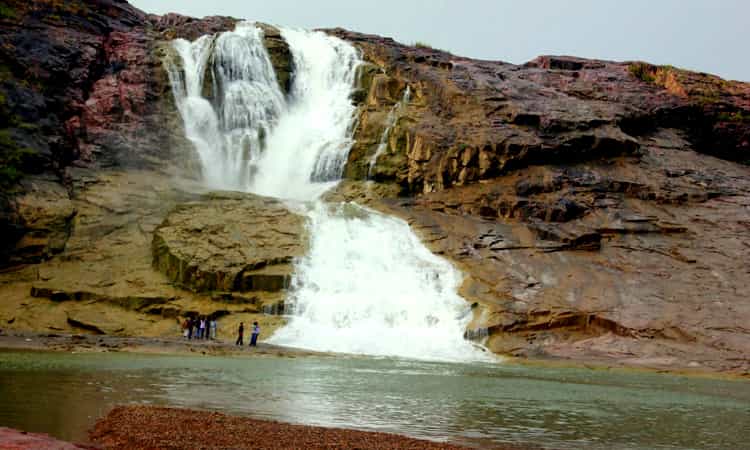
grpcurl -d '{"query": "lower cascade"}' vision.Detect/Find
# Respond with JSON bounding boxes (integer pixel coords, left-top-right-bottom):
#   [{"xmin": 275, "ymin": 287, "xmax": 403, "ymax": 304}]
[
  {"xmin": 167, "ymin": 22, "xmax": 490, "ymax": 362},
  {"xmin": 269, "ymin": 202, "xmax": 487, "ymax": 361}
]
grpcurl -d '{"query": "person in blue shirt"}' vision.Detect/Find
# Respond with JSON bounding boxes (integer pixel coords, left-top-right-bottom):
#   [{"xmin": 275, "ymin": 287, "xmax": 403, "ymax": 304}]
[{"xmin": 250, "ymin": 321, "xmax": 260, "ymax": 347}]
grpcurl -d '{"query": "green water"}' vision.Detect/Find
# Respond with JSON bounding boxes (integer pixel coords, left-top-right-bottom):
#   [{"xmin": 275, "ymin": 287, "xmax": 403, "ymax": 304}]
[{"xmin": 0, "ymin": 351, "xmax": 748, "ymax": 449}]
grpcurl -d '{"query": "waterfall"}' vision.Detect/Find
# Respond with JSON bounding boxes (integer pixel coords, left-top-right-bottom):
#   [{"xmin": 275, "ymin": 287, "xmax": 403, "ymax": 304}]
[
  {"xmin": 368, "ymin": 86, "xmax": 410, "ymax": 178},
  {"xmin": 269, "ymin": 202, "xmax": 488, "ymax": 361},
  {"xmin": 166, "ymin": 23, "xmax": 285, "ymax": 190},
  {"xmin": 166, "ymin": 22, "xmax": 490, "ymax": 362},
  {"xmin": 250, "ymin": 28, "xmax": 360, "ymax": 200}
]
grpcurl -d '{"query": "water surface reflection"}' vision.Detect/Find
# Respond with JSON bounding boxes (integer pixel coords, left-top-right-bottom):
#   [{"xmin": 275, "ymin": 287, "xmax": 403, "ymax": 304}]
[{"xmin": 0, "ymin": 351, "xmax": 748, "ymax": 449}]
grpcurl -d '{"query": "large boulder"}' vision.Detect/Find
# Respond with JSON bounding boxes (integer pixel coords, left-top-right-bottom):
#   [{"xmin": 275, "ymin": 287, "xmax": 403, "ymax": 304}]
[{"xmin": 152, "ymin": 192, "xmax": 307, "ymax": 293}]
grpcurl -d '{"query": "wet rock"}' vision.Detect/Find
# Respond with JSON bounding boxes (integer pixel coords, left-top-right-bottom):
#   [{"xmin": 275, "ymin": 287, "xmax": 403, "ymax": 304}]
[
  {"xmin": 152, "ymin": 192, "xmax": 307, "ymax": 293},
  {"xmin": 257, "ymin": 23, "xmax": 293, "ymax": 94}
]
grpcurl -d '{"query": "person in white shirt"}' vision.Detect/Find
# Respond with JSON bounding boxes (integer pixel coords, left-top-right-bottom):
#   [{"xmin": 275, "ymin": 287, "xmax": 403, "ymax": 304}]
[{"xmin": 250, "ymin": 322, "xmax": 260, "ymax": 347}]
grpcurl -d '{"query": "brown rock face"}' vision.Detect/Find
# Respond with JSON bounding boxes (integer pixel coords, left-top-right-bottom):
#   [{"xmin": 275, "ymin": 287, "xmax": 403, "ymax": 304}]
[
  {"xmin": 152, "ymin": 192, "xmax": 307, "ymax": 293},
  {"xmin": 331, "ymin": 30, "xmax": 749, "ymax": 195},
  {"xmin": 257, "ymin": 23, "xmax": 293, "ymax": 94},
  {"xmin": 7, "ymin": 178, "xmax": 75, "ymax": 265},
  {"xmin": 0, "ymin": 6, "xmax": 298, "ymax": 266},
  {"xmin": 324, "ymin": 30, "xmax": 750, "ymax": 374}
]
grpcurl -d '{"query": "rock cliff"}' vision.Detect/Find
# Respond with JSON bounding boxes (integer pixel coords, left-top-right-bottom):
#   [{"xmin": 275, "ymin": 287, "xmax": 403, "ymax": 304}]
[
  {"xmin": 328, "ymin": 30, "xmax": 750, "ymax": 373},
  {"xmin": 0, "ymin": 0, "xmax": 748, "ymax": 374}
]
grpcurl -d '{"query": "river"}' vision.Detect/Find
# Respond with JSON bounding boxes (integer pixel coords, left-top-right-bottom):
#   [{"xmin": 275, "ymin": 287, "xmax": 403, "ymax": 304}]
[{"xmin": 1, "ymin": 350, "xmax": 748, "ymax": 449}]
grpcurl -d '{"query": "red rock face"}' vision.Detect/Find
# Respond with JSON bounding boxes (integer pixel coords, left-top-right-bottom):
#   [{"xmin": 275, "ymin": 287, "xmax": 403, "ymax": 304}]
[{"xmin": 0, "ymin": 1, "xmax": 238, "ymax": 264}]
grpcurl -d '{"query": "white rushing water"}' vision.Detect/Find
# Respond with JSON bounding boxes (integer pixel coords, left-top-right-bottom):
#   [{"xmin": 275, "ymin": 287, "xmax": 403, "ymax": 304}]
[
  {"xmin": 269, "ymin": 202, "xmax": 486, "ymax": 361},
  {"xmin": 167, "ymin": 22, "xmax": 489, "ymax": 362}
]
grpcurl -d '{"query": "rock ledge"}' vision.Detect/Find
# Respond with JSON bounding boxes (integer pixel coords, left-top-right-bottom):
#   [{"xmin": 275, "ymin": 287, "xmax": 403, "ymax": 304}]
[{"xmin": 152, "ymin": 192, "xmax": 307, "ymax": 293}]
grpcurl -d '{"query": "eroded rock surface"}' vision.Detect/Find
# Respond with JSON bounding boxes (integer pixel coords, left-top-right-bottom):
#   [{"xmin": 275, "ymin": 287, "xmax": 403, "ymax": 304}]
[
  {"xmin": 331, "ymin": 29, "xmax": 749, "ymax": 195},
  {"xmin": 326, "ymin": 30, "xmax": 750, "ymax": 374},
  {"xmin": 153, "ymin": 192, "xmax": 307, "ymax": 293},
  {"xmin": 0, "ymin": 2, "xmax": 290, "ymax": 266}
]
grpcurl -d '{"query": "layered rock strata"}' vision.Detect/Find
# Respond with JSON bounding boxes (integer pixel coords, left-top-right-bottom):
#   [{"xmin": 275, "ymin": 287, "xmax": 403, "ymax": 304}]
[
  {"xmin": 152, "ymin": 192, "xmax": 307, "ymax": 293},
  {"xmin": 327, "ymin": 30, "xmax": 750, "ymax": 373}
]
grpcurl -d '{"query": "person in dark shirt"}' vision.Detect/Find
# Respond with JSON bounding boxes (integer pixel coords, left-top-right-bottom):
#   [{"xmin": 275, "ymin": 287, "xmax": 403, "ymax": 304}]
[{"xmin": 235, "ymin": 322, "xmax": 244, "ymax": 346}]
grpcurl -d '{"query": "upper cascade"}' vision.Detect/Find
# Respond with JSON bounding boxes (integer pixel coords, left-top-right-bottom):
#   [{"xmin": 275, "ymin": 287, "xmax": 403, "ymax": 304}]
[{"xmin": 165, "ymin": 22, "xmax": 360, "ymax": 201}]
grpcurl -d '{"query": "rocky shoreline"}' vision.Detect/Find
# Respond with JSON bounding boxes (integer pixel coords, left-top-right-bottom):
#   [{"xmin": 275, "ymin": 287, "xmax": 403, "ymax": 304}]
[
  {"xmin": 0, "ymin": 330, "xmax": 325, "ymax": 359},
  {"xmin": 89, "ymin": 405, "xmax": 487, "ymax": 449},
  {"xmin": 0, "ymin": 405, "xmax": 541, "ymax": 450},
  {"xmin": 0, "ymin": 330, "xmax": 747, "ymax": 380}
]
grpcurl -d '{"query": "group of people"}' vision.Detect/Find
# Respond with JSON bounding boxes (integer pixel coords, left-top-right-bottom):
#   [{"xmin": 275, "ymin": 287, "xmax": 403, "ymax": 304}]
[
  {"xmin": 235, "ymin": 321, "xmax": 261, "ymax": 347},
  {"xmin": 182, "ymin": 316, "xmax": 217, "ymax": 340},
  {"xmin": 180, "ymin": 316, "xmax": 262, "ymax": 347}
]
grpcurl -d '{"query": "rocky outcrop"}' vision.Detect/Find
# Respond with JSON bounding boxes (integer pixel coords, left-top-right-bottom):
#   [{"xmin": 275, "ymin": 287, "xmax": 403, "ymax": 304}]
[
  {"xmin": 0, "ymin": 0, "xmax": 179, "ymax": 266},
  {"xmin": 5, "ymin": 177, "xmax": 76, "ymax": 265},
  {"xmin": 331, "ymin": 29, "xmax": 749, "ymax": 195},
  {"xmin": 0, "ymin": 3, "xmax": 293, "ymax": 267},
  {"xmin": 257, "ymin": 24, "xmax": 293, "ymax": 94},
  {"xmin": 153, "ymin": 192, "xmax": 307, "ymax": 293},
  {"xmin": 324, "ymin": 30, "xmax": 750, "ymax": 373},
  {"xmin": 0, "ymin": 170, "xmax": 288, "ymax": 338}
]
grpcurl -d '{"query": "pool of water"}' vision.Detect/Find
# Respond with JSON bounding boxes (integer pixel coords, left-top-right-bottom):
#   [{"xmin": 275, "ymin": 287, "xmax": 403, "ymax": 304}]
[{"xmin": 0, "ymin": 350, "xmax": 748, "ymax": 449}]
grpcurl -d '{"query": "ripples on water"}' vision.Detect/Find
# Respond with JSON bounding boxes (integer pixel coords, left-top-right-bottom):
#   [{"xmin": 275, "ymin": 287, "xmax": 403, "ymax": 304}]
[{"xmin": 0, "ymin": 351, "xmax": 748, "ymax": 449}]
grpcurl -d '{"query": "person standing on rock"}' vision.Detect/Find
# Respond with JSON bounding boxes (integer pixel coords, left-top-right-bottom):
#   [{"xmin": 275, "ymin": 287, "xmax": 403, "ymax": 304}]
[
  {"xmin": 250, "ymin": 321, "xmax": 260, "ymax": 347},
  {"xmin": 181, "ymin": 318, "xmax": 190, "ymax": 339},
  {"xmin": 210, "ymin": 318, "xmax": 217, "ymax": 340},
  {"xmin": 236, "ymin": 322, "xmax": 244, "ymax": 346},
  {"xmin": 199, "ymin": 317, "xmax": 207, "ymax": 339},
  {"xmin": 187, "ymin": 317, "xmax": 195, "ymax": 340}
]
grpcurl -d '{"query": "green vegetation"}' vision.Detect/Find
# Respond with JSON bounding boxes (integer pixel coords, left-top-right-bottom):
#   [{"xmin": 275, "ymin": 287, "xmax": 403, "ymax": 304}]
[
  {"xmin": 717, "ymin": 111, "xmax": 750, "ymax": 123},
  {"xmin": 628, "ymin": 63, "xmax": 682, "ymax": 85},
  {"xmin": 0, "ymin": 4, "xmax": 17, "ymax": 20},
  {"xmin": 628, "ymin": 63, "xmax": 656, "ymax": 83},
  {"xmin": 628, "ymin": 62, "xmax": 728, "ymax": 106},
  {"xmin": 0, "ymin": 129, "xmax": 36, "ymax": 188},
  {"xmin": 414, "ymin": 41, "xmax": 433, "ymax": 49}
]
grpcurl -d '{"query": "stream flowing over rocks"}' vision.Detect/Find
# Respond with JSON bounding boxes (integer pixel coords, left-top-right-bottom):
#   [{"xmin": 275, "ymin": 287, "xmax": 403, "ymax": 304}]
[{"xmin": 0, "ymin": 0, "xmax": 749, "ymax": 372}]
